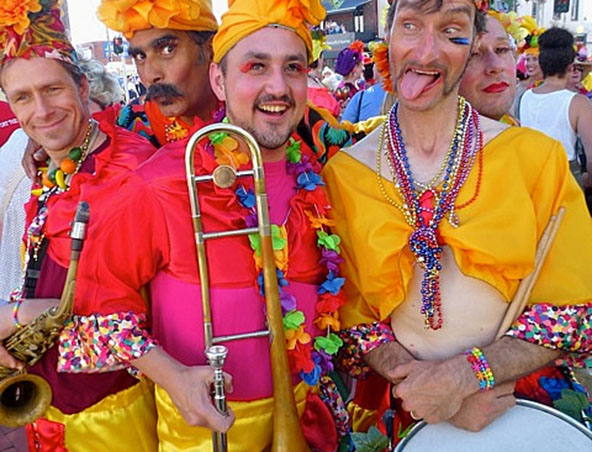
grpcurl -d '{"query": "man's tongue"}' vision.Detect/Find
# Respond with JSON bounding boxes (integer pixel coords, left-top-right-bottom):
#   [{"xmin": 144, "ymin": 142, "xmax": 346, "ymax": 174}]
[{"xmin": 400, "ymin": 70, "xmax": 437, "ymax": 100}]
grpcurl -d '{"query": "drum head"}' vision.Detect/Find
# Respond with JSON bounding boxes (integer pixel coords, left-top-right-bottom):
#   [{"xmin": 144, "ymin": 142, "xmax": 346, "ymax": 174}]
[{"xmin": 395, "ymin": 399, "xmax": 592, "ymax": 452}]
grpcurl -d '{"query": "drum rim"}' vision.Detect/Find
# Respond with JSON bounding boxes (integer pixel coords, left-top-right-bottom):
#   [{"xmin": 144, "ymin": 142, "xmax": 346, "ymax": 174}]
[{"xmin": 394, "ymin": 398, "xmax": 592, "ymax": 451}]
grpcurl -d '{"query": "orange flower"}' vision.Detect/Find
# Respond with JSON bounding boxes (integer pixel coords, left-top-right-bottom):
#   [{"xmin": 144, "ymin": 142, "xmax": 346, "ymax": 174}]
[
  {"xmin": 304, "ymin": 210, "xmax": 334, "ymax": 229},
  {"xmin": 314, "ymin": 312, "xmax": 341, "ymax": 331},
  {"xmin": 286, "ymin": 326, "xmax": 311, "ymax": 350},
  {"xmin": 214, "ymin": 136, "xmax": 250, "ymax": 168},
  {"xmin": 0, "ymin": 0, "xmax": 42, "ymax": 35},
  {"xmin": 372, "ymin": 41, "xmax": 394, "ymax": 94}
]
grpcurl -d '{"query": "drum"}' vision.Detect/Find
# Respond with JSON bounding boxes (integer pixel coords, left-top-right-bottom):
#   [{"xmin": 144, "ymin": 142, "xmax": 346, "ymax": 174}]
[{"xmin": 395, "ymin": 399, "xmax": 592, "ymax": 451}]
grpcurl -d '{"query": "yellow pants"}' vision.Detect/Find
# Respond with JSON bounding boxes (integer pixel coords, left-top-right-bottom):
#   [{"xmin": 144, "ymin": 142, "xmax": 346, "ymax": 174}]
[
  {"xmin": 43, "ymin": 378, "xmax": 158, "ymax": 452},
  {"xmin": 154, "ymin": 382, "xmax": 309, "ymax": 452}
]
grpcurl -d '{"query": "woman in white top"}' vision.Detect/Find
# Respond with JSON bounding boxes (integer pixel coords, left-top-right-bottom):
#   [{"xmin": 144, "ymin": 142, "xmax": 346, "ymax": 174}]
[{"xmin": 519, "ymin": 27, "xmax": 592, "ymax": 190}]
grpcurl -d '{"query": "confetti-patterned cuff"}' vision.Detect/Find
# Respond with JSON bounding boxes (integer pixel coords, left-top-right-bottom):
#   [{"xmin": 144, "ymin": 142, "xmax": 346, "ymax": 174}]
[
  {"xmin": 337, "ymin": 322, "xmax": 395, "ymax": 377},
  {"xmin": 319, "ymin": 375, "xmax": 350, "ymax": 438},
  {"xmin": 505, "ymin": 303, "xmax": 592, "ymax": 368},
  {"xmin": 57, "ymin": 311, "xmax": 158, "ymax": 374}
]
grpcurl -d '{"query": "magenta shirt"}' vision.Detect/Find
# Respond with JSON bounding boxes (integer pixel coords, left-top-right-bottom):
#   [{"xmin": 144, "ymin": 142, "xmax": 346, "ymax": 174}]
[{"xmin": 151, "ymin": 157, "xmax": 321, "ymax": 401}]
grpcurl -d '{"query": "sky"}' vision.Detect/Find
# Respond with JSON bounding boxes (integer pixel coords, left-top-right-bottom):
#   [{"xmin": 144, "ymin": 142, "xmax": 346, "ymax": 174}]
[{"xmin": 67, "ymin": 0, "xmax": 229, "ymax": 45}]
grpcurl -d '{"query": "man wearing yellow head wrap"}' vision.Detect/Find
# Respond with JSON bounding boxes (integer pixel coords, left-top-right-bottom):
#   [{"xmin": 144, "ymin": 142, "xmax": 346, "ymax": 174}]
[{"xmin": 96, "ymin": 0, "xmax": 221, "ymax": 148}]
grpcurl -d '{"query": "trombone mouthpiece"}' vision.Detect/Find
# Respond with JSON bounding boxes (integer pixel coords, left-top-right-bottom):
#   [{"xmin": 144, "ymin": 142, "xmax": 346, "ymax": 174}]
[{"xmin": 206, "ymin": 345, "xmax": 228, "ymax": 369}]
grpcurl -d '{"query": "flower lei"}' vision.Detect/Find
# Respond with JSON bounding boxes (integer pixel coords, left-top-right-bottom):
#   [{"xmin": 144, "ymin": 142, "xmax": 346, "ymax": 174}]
[{"xmin": 209, "ymin": 123, "xmax": 345, "ymax": 386}]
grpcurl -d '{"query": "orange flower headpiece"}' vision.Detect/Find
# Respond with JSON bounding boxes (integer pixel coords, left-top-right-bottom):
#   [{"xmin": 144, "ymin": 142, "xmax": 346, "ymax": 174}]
[
  {"xmin": 97, "ymin": 0, "xmax": 218, "ymax": 39},
  {"xmin": 0, "ymin": 0, "xmax": 77, "ymax": 66},
  {"xmin": 370, "ymin": 40, "xmax": 393, "ymax": 93},
  {"xmin": 213, "ymin": 0, "xmax": 326, "ymax": 63}
]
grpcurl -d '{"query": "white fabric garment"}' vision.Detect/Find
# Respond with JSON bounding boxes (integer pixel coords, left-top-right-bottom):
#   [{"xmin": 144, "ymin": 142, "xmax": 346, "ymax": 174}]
[
  {"xmin": 519, "ymin": 89, "xmax": 577, "ymax": 161},
  {"xmin": 0, "ymin": 129, "xmax": 30, "ymax": 300}
]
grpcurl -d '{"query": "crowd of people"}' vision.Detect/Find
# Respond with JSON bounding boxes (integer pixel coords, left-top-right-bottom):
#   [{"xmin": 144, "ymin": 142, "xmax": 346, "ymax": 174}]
[{"xmin": 0, "ymin": 0, "xmax": 590, "ymax": 451}]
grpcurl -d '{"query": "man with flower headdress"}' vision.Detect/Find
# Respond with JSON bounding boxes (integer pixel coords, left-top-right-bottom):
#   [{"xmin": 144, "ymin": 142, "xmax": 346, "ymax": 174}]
[
  {"xmin": 323, "ymin": 0, "xmax": 592, "ymax": 446},
  {"xmin": 0, "ymin": 0, "xmax": 158, "ymax": 450},
  {"xmin": 333, "ymin": 41, "xmax": 366, "ymax": 111},
  {"xmin": 70, "ymin": 0, "xmax": 356, "ymax": 451}
]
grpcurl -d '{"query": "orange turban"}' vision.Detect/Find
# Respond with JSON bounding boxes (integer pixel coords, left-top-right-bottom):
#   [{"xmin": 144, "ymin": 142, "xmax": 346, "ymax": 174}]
[
  {"xmin": 213, "ymin": 0, "xmax": 326, "ymax": 63},
  {"xmin": 97, "ymin": 0, "xmax": 218, "ymax": 39}
]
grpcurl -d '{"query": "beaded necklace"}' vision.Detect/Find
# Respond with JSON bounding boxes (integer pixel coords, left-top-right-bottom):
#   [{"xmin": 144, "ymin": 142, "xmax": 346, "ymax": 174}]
[
  {"xmin": 11, "ymin": 120, "xmax": 99, "ymax": 302},
  {"xmin": 382, "ymin": 97, "xmax": 482, "ymax": 330},
  {"xmin": 209, "ymin": 127, "xmax": 345, "ymax": 386}
]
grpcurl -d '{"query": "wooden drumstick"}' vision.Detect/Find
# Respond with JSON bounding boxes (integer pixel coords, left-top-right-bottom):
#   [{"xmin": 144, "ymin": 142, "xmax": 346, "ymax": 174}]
[{"xmin": 495, "ymin": 207, "xmax": 566, "ymax": 339}]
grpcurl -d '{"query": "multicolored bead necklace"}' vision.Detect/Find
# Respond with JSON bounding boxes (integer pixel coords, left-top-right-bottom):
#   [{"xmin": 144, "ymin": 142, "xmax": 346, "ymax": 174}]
[
  {"xmin": 12, "ymin": 119, "xmax": 98, "ymax": 302},
  {"xmin": 37, "ymin": 120, "xmax": 96, "ymax": 196},
  {"xmin": 383, "ymin": 97, "xmax": 482, "ymax": 330}
]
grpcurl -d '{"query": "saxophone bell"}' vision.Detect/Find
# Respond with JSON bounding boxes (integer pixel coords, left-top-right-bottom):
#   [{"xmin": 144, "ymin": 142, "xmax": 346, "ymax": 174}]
[{"xmin": 0, "ymin": 201, "xmax": 90, "ymax": 427}]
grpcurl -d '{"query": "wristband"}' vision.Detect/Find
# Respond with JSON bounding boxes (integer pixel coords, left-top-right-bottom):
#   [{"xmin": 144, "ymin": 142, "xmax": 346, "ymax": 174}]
[
  {"xmin": 12, "ymin": 297, "xmax": 24, "ymax": 330},
  {"xmin": 464, "ymin": 346, "xmax": 495, "ymax": 391}
]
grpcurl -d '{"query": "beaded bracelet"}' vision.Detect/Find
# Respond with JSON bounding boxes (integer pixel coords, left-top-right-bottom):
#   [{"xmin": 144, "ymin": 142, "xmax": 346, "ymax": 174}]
[
  {"xmin": 12, "ymin": 297, "xmax": 24, "ymax": 330},
  {"xmin": 337, "ymin": 321, "xmax": 396, "ymax": 377},
  {"xmin": 464, "ymin": 347, "xmax": 495, "ymax": 391}
]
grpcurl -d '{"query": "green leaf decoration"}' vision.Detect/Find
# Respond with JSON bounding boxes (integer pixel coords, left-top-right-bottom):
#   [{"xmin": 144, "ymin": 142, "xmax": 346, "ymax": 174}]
[
  {"xmin": 351, "ymin": 426, "xmax": 389, "ymax": 452},
  {"xmin": 222, "ymin": 117, "xmax": 230, "ymax": 123},
  {"xmin": 397, "ymin": 422, "xmax": 414, "ymax": 439},
  {"xmin": 271, "ymin": 225, "xmax": 287, "ymax": 251},
  {"xmin": 283, "ymin": 310, "xmax": 305, "ymax": 330},
  {"xmin": 314, "ymin": 333, "xmax": 343, "ymax": 355},
  {"xmin": 210, "ymin": 131, "xmax": 228, "ymax": 145},
  {"xmin": 317, "ymin": 230, "xmax": 341, "ymax": 253},
  {"xmin": 286, "ymin": 138, "xmax": 302, "ymax": 163},
  {"xmin": 248, "ymin": 233, "xmax": 262, "ymax": 256},
  {"xmin": 553, "ymin": 388, "xmax": 590, "ymax": 421}
]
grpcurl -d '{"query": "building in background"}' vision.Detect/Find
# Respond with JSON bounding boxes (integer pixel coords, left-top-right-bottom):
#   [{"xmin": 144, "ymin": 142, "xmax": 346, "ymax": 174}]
[
  {"xmin": 516, "ymin": 0, "xmax": 591, "ymax": 49},
  {"xmin": 321, "ymin": 0, "xmax": 389, "ymax": 61}
]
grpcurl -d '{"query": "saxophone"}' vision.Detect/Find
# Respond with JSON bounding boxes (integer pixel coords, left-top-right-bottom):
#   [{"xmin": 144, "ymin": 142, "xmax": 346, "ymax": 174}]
[{"xmin": 0, "ymin": 201, "xmax": 90, "ymax": 427}]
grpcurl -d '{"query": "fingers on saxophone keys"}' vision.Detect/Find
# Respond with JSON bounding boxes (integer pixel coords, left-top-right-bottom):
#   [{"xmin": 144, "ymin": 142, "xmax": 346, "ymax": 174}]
[{"xmin": 0, "ymin": 345, "xmax": 23, "ymax": 370}]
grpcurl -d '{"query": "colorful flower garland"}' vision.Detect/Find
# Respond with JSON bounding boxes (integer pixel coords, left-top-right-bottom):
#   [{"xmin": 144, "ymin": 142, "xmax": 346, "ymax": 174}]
[{"xmin": 208, "ymin": 124, "xmax": 346, "ymax": 386}]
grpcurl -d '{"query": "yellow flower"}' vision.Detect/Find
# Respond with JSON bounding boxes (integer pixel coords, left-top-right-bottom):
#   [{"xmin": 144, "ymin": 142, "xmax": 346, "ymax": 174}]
[
  {"xmin": 214, "ymin": 136, "xmax": 250, "ymax": 168},
  {"xmin": 286, "ymin": 326, "xmax": 311, "ymax": 350},
  {"xmin": 0, "ymin": 0, "xmax": 42, "ymax": 35}
]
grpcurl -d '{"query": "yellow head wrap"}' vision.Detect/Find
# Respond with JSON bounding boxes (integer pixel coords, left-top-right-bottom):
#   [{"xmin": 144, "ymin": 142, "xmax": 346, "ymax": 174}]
[
  {"xmin": 97, "ymin": 0, "xmax": 218, "ymax": 39},
  {"xmin": 213, "ymin": 0, "xmax": 326, "ymax": 63}
]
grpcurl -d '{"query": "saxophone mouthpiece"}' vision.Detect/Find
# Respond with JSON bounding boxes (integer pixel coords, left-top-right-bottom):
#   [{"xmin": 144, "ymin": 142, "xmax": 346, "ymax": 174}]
[
  {"xmin": 70, "ymin": 201, "xmax": 90, "ymax": 250},
  {"xmin": 74, "ymin": 201, "xmax": 90, "ymax": 225}
]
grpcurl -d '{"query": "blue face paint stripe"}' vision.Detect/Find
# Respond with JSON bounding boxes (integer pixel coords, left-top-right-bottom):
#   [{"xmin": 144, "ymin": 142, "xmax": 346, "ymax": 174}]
[{"xmin": 450, "ymin": 37, "xmax": 470, "ymax": 45}]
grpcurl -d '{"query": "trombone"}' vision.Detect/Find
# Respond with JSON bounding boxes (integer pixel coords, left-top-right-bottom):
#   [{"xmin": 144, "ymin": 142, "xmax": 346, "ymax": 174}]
[{"xmin": 185, "ymin": 124, "xmax": 311, "ymax": 452}]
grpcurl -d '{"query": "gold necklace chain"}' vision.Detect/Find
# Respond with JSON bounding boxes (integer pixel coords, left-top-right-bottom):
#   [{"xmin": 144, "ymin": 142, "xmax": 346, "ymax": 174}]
[{"xmin": 376, "ymin": 98, "xmax": 470, "ymax": 227}]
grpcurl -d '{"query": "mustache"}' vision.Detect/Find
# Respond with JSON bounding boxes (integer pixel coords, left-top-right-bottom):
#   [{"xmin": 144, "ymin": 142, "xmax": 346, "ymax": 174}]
[
  {"xmin": 145, "ymin": 83, "xmax": 183, "ymax": 105},
  {"xmin": 255, "ymin": 94, "xmax": 295, "ymax": 109}
]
